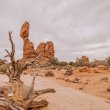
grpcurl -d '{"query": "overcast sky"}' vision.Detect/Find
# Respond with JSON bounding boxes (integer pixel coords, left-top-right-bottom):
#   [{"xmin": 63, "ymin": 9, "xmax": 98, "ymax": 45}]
[{"xmin": 0, "ymin": 0, "xmax": 110, "ymax": 61}]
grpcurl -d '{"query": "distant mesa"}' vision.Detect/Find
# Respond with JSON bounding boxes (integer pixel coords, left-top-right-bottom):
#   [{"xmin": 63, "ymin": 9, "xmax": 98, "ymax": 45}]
[{"xmin": 20, "ymin": 21, "xmax": 55, "ymax": 64}]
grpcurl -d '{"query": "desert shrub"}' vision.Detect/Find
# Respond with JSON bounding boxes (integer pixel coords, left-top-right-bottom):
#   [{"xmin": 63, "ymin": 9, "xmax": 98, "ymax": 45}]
[
  {"xmin": 69, "ymin": 62, "xmax": 75, "ymax": 66},
  {"xmin": 49, "ymin": 58, "xmax": 58, "ymax": 66},
  {"xmin": 0, "ymin": 64, "xmax": 9, "ymax": 73},
  {"xmin": 75, "ymin": 58, "xmax": 84, "ymax": 67},
  {"xmin": 106, "ymin": 57, "xmax": 110, "ymax": 65},
  {"xmin": 90, "ymin": 62, "xmax": 96, "ymax": 67},
  {"xmin": 74, "ymin": 58, "xmax": 91, "ymax": 67},
  {"xmin": 90, "ymin": 60, "xmax": 108, "ymax": 67},
  {"xmin": 45, "ymin": 71, "xmax": 54, "ymax": 77},
  {"xmin": 58, "ymin": 61, "xmax": 68, "ymax": 67}
]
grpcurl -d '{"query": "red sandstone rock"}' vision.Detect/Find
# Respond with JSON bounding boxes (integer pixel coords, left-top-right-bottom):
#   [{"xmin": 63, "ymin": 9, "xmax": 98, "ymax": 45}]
[
  {"xmin": 20, "ymin": 21, "xmax": 36, "ymax": 58},
  {"xmin": 36, "ymin": 41, "xmax": 54, "ymax": 64},
  {"xmin": 36, "ymin": 42, "xmax": 45, "ymax": 56},
  {"xmin": 23, "ymin": 39, "xmax": 36, "ymax": 58},
  {"xmin": 20, "ymin": 21, "xmax": 29, "ymax": 40},
  {"xmin": 45, "ymin": 41, "xmax": 54, "ymax": 58},
  {"xmin": 20, "ymin": 21, "xmax": 55, "ymax": 63}
]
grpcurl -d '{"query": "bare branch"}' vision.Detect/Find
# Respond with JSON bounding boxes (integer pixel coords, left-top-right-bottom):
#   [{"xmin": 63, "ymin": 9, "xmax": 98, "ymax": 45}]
[
  {"xmin": 24, "ymin": 74, "xmax": 36, "ymax": 100},
  {"xmin": 35, "ymin": 88, "xmax": 56, "ymax": 96},
  {"xmin": 4, "ymin": 49, "xmax": 11, "ymax": 58},
  {"xmin": 0, "ymin": 97, "xmax": 24, "ymax": 110}
]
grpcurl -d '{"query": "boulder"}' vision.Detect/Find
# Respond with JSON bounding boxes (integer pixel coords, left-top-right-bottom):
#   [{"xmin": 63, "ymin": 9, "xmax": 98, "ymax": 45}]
[{"xmin": 79, "ymin": 66, "xmax": 91, "ymax": 73}]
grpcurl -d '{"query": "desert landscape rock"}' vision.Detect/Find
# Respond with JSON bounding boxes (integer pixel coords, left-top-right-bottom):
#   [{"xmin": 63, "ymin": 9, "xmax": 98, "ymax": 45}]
[
  {"xmin": 78, "ymin": 66, "xmax": 91, "ymax": 73},
  {"xmin": 20, "ymin": 21, "xmax": 36, "ymax": 58},
  {"xmin": 97, "ymin": 65, "xmax": 109, "ymax": 70},
  {"xmin": 36, "ymin": 41, "xmax": 55, "ymax": 64},
  {"xmin": 20, "ymin": 21, "xmax": 55, "ymax": 64}
]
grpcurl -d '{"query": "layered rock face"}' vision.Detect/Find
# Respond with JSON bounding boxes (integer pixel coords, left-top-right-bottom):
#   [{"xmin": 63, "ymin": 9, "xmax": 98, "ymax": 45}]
[
  {"xmin": 36, "ymin": 41, "xmax": 54, "ymax": 58},
  {"xmin": 20, "ymin": 21, "xmax": 55, "ymax": 64},
  {"xmin": 20, "ymin": 22, "xmax": 36, "ymax": 58},
  {"xmin": 36, "ymin": 41, "xmax": 55, "ymax": 64}
]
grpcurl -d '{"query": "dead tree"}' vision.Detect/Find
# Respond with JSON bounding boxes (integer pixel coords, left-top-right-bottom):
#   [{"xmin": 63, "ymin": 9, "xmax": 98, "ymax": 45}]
[{"xmin": 0, "ymin": 31, "xmax": 55, "ymax": 110}]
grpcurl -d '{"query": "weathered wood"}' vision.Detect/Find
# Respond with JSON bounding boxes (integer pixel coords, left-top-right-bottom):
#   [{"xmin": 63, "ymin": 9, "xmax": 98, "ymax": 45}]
[
  {"xmin": 24, "ymin": 74, "xmax": 36, "ymax": 100},
  {"xmin": 9, "ymin": 79, "xmax": 24, "ymax": 104},
  {"xmin": 29, "ymin": 99, "xmax": 48, "ymax": 109},
  {"xmin": 35, "ymin": 88, "xmax": 56, "ymax": 96},
  {"xmin": 0, "ymin": 97, "xmax": 24, "ymax": 110}
]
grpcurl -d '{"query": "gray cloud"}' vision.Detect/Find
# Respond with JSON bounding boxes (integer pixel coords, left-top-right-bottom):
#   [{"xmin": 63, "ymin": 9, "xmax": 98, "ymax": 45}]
[{"xmin": 0, "ymin": 0, "xmax": 110, "ymax": 61}]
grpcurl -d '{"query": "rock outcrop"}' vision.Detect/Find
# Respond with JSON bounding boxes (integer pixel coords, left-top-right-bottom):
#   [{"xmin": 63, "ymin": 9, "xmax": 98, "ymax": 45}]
[
  {"xmin": 36, "ymin": 41, "xmax": 54, "ymax": 64},
  {"xmin": 78, "ymin": 66, "xmax": 91, "ymax": 73},
  {"xmin": 36, "ymin": 41, "xmax": 54, "ymax": 58},
  {"xmin": 20, "ymin": 21, "xmax": 55, "ymax": 64},
  {"xmin": 20, "ymin": 21, "xmax": 36, "ymax": 58},
  {"xmin": 97, "ymin": 65, "xmax": 109, "ymax": 70}
]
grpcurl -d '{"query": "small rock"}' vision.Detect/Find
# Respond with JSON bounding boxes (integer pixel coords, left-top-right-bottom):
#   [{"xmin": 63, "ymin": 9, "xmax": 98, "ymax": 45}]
[
  {"xmin": 78, "ymin": 66, "xmax": 91, "ymax": 73},
  {"xmin": 72, "ymin": 78, "xmax": 81, "ymax": 83},
  {"xmin": 64, "ymin": 69, "xmax": 73, "ymax": 76},
  {"xmin": 79, "ymin": 87, "xmax": 83, "ymax": 90},
  {"xmin": 107, "ymin": 85, "xmax": 110, "ymax": 92}
]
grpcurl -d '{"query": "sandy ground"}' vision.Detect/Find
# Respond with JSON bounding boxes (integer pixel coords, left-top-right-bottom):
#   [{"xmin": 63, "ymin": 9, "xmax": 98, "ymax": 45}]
[
  {"xmin": 0, "ymin": 75, "xmax": 110, "ymax": 110},
  {"xmin": 31, "ymin": 67, "xmax": 110, "ymax": 99}
]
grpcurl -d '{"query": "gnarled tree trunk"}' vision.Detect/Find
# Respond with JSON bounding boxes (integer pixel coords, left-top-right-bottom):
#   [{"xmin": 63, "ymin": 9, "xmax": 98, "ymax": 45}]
[{"xmin": 0, "ymin": 31, "xmax": 55, "ymax": 110}]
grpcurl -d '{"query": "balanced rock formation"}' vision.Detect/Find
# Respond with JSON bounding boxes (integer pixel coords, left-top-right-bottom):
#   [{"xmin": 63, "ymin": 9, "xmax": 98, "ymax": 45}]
[
  {"xmin": 36, "ymin": 41, "xmax": 55, "ymax": 64},
  {"xmin": 20, "ymin": 21, "xmax": 36, "ymax": 58},
  {"xmin": 20, "ymin": 21, "xmax": 55, "ymax": 64}
]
